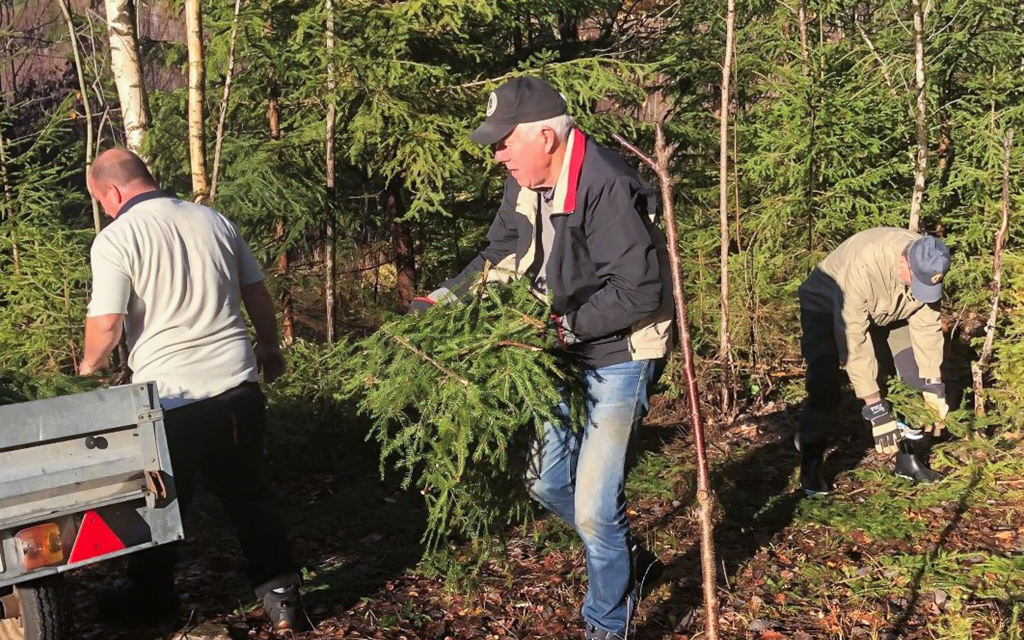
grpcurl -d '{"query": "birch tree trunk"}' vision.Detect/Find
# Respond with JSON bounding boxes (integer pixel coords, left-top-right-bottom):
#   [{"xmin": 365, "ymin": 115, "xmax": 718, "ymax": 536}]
[
  {"xmin": 185, "ymin": 0, "xmax": 208, "ymax": 199},
  {"xmin": 57, "ymin": 0, "xmax": 100, "ymax": 232},
  {"xmin": 908, "ymin": 0, "xmax": 928, "ymax": 232},
  {"xmin": 210, "ymin": 0, "xmax": 243, "ymax": 201},
  {"xmin": 324, "ymin": 0, "xmax": 338, "ymax": 342},
  {"xmin": 718, "ymin": 0, "xmax": 737, "ymax": 414},
  {"xmin": 104, "ymin": 0, "xmax": 150, "ymax": 157},
  {"xmin": 971, "ymin": 130, "xmax": 1013, "ymax": 416}
]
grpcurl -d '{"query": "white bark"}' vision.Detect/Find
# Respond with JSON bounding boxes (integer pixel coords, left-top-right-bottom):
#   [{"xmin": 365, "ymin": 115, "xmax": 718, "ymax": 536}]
[
  {"xmin": 909, "ymin": 0, "xmax": 928, "ymax": 232},
  {"xmin": 104, "ymin": 0, "xmax": 150, "ymax": 157},
  {"xmin": 185, "ymin": 0, "xmax": 208, "ymax": 199}
]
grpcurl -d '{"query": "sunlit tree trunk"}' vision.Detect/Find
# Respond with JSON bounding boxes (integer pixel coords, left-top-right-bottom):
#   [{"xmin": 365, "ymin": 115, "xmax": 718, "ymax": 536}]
[
  {"xmin": 185, "ymin": 0, "xmax": 209, "ymax": 199},
  {"xmin": 324, "ymin": 0, "xmax": 338, "ymax": 342},
  {"xmin": 908, "ymin": 0, "xmax": 928, "ymax": 232},
  {"xmin": 104, "ymin": 0, "xmax": 150, "ymax": 157},
  {"xmin": 718, "ymin": 0, "xmax": 737, "ymax": 414}
]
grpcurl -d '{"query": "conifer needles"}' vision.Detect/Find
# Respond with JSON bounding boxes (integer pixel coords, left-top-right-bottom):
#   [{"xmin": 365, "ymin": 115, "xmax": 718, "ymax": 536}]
[{"xmin": 340, "ymin": 276, "xmax": 585, "ymax": 550}]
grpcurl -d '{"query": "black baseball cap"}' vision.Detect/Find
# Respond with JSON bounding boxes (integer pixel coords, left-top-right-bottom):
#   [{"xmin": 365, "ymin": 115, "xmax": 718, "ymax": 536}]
[
  {"xmin": 907, "ymin": 235, "xmax": 951, "ymax": 303},
  {"xmin": 470, "ymin": 76, "xmax": 568, "ymax": 145}
]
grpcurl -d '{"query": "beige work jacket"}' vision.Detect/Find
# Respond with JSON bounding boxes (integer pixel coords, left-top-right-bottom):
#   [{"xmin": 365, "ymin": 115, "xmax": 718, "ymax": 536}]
[{"xmin": 798, "ymin": 227, "xmax": 944, "ymax": 399}]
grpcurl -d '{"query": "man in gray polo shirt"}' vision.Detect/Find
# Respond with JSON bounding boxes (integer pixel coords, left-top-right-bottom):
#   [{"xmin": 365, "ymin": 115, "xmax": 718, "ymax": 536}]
[{"xmin": 80, "ymin": 148, "xmax": 302, "ymax": 631}]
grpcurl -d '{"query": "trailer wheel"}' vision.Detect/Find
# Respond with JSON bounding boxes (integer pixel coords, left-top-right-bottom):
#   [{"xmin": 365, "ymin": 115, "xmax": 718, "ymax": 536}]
[{"xmin": 0, "ymin": 576, "xmax": 71, "ymax": 640}]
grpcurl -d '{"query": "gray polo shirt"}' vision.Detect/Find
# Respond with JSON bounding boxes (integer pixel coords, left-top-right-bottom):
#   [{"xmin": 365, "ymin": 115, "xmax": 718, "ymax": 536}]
[{"xmin": 87, "ymin": 193, "xmax": 263, "ymax": 409}]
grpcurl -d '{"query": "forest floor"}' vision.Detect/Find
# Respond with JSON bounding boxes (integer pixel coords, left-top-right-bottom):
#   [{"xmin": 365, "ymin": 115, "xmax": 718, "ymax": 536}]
[{"xmin": 69, "ymin": 394, "xmax": 1024, "ymax": 640}]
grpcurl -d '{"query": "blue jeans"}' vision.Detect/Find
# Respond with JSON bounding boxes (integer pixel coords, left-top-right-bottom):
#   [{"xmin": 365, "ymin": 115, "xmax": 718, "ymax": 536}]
[{"xmin": 528, "ymin": 358, "xmax": 659, "ymax": 636}]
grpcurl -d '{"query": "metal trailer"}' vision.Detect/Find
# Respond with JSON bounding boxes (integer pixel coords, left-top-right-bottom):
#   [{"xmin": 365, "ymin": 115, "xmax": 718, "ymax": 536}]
[{"xmin": 0, "ymin": 382, "xmax": 183, "ymax": 640}]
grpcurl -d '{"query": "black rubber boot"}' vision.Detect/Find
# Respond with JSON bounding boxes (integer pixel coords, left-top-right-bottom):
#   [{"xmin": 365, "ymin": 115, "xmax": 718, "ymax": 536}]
[
  {"xmin": 262, "ymin": 584, "xmax": 302, "ymax": 632},
  {"xmin": 894, "ymin": 452, "xmax": 944, "ymax": 483},
  {"xmin": 256, "ymin": 574, "xmax": 304, "ymax": 632},
  {"xmin": 629, "ymin": 540, "xmax": 665, "ymax": 596},
  {"xmin": 800, "ymin": 442, "xmax": 831, "ymax": 496}
]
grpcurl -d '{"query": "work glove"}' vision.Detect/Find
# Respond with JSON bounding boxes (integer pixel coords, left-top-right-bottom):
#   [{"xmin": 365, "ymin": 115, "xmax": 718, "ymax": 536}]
[
  {"xmin": 862, "ymin": 400, "xmax": 900, "ymax": 454},
  {"xmin": 407, "ymin": 296, "xmax": 435, "ymax": 315},
  {"xmin": 922, "ymin": 380, "xmax": 949, "ymax": 437},
  {"xmin": 550, "ymin": 313, "xmax": 579, "ymax": 348}
]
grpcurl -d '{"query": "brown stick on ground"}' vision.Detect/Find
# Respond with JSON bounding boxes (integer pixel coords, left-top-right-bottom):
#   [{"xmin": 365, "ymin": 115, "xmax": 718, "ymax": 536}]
[
  {"xmin": 972, "ymin": 129, "xmax": 1014, "ymax": 416},
  {"xmin": 613, "ymin": 126, "xmax": 721, "ymax": 640}
]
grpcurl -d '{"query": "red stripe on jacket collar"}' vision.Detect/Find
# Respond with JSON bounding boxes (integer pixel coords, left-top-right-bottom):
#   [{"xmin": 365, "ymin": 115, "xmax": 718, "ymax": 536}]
[{"xmin": 553, "ymin": 128, "xmax": 586, "ymax": 214}]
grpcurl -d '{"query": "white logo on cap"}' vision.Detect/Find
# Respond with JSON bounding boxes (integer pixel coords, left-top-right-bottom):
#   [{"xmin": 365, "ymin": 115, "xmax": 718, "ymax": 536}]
[{"xmin": 486, "ymin": 92, "xmax": 497, "ymax": 117}]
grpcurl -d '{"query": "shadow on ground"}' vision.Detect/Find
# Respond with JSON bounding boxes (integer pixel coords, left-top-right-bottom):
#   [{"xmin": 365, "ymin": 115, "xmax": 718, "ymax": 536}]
[
  {"xmin": 633, "ymin": 402, "xmax": 874, "ymax": 639},
  {"xmin": 68, "ymin": 400, "xmax": 427, "ymax": 640}
]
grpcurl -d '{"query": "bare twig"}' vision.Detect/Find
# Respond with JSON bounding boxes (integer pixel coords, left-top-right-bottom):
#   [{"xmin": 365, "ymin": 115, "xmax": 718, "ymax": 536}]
[
  {"xmin": 210, "ymin": 0, "xmax": 244, "ymax": 200},
  {"xmin": 57, "ymin": 0, "xmax": 100, "ymax": 232},
  {"xmin": 972, "ymin": 129, "xmax": 1013, "ymax": 416},
  {"xmin": 614, "ymin": 124, "xmax": 721, "ymax": 640}
]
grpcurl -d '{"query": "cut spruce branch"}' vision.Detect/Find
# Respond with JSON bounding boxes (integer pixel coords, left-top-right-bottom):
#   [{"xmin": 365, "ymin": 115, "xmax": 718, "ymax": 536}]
[
  {"xmin": 339, "ymin": 276, "xmax": 586, "ymax": 551},
  {"xmin": 614, "ymin": 125, "xmax": 721, "ymax": 640}
]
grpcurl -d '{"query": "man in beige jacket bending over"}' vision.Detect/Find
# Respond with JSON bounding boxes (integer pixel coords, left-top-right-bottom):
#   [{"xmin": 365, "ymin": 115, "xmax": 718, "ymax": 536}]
[{"xmin": 796, "ymin": 227, "xmax": 952, "ymax": 495}]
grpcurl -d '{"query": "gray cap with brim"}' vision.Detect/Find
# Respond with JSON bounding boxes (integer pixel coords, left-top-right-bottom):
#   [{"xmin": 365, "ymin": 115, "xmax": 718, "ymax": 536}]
[{"xmin": 908, "ymin": 235, "xmax": 951, "ymax": 303}]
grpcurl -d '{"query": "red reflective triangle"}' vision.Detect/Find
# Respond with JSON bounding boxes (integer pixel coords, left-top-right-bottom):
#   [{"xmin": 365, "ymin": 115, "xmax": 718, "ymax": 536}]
[{"xmin": 68, "ymin": 510, "xmax": 126, "ymax": 564}]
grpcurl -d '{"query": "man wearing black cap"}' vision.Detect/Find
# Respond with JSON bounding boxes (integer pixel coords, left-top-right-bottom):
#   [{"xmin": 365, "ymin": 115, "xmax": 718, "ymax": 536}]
[
  {"xmin": 796, "ymin": 227, "xmax": 952, "ymax": 495},
  {"xmin": 409, "ymin": 76, "xmax": 674, "ymax": 640}
]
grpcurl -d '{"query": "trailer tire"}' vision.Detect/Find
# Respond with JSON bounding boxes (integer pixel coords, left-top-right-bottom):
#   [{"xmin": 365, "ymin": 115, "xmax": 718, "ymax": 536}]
[{"xmin": 14, "ymin": 576, "xmax": 71, "ymax": 640}]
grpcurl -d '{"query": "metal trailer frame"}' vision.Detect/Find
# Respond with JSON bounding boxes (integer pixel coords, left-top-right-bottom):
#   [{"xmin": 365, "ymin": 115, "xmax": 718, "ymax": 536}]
[{"xmin": 0, "ymin": 382, "xmax": 183, "ymax": 589}]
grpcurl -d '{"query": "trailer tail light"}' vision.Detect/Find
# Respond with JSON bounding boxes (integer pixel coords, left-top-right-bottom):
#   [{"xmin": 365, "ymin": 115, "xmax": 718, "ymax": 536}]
[
  {"xmin": 15, "ymin": 524, "xmax": 63, "ymax": 570},
  {"xmin": 68, "ymin": 511, "xmax": 126, "ymax": 564}
]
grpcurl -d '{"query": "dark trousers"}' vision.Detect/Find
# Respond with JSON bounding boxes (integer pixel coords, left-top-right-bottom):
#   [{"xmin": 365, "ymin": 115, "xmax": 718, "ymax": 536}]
[
  {"xmin": 799, "ymin": 310, "xmax": 928, "ymax": 445},
  {"xmin": 127, "ymin": 382, "xmax": 296, "ymax": 595}
]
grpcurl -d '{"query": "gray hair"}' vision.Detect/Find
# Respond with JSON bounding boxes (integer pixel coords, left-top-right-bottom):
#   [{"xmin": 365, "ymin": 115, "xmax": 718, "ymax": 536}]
[{"xmin": 515, "ymin": 114, "xmax": 575, "ymax": 143}]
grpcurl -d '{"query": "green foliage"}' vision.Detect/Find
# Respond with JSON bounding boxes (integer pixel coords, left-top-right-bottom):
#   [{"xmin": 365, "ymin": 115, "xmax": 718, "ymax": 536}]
[
  {"xmin": 338, "ymin": 276, "xmax": 585, "ymax": 551},
  {"xmin": 0, "ymin": 96, "xmax": 91, "ymax": 376}
]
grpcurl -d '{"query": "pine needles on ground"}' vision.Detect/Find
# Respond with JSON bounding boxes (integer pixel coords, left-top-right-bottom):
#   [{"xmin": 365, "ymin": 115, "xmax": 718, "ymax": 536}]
[{"xmin": 339, "ymin": 275, "xmax": 586, "ymax": 552}]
